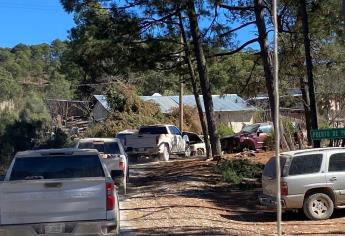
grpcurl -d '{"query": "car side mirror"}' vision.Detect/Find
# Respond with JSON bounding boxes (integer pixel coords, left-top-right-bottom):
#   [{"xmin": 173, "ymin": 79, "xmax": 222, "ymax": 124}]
[{"xmin": 110, "ymin": 170, "xmax": 124, "ymax": 180}]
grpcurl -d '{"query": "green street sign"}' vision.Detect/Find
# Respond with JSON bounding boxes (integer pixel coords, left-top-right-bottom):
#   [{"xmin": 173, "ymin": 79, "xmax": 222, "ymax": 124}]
[{"xmin": 311, "ymin": 128, "xmax": 345, "ymax": 140}]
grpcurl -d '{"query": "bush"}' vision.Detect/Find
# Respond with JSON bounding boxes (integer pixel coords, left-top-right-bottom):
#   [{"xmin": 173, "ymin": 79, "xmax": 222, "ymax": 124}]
[
  {"xmin": 217, "ymin": 122, "xmax": 234, "ymax": 138},
  {"xmin": 216, "ymin": 159, "xmax": 264, "ymax": 184}
]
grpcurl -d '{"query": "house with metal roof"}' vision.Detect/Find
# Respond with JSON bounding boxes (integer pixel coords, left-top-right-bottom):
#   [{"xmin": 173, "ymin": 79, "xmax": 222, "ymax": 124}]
[
  {"xmin": 91, "ymin": 94, "xmax": 256, "ymax": 132},
  {"xmin": 169, "ymin": 95, "xmax": 256, "ymax": 132}
]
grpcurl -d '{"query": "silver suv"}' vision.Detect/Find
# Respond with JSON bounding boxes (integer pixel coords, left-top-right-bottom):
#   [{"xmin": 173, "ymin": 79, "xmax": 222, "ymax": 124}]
[{"xmin": 260, "ymin": 147, "xmax": 345, "ymax": 220}]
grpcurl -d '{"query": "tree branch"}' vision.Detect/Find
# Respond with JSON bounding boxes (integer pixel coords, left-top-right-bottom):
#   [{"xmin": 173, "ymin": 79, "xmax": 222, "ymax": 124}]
[
  {"xmin": 219, "ymin": 4, "xmax": 254, "ymax": 11},
  {"xmin": 211, "ymin": 38, "xmax": 259, "ymax": 57},
  {"xmin": 240, "ymin": 56, "xmax": 261, "ymax": 94},
  {"xmin": 218, "ymin": 21, "xmax": 256, "ymax": 38}
]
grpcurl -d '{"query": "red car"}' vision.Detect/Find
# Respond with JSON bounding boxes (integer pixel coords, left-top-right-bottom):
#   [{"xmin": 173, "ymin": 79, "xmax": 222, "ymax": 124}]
[{"xmin": 220, "ymin": 123, "xmax": 273, "ymax": 153}]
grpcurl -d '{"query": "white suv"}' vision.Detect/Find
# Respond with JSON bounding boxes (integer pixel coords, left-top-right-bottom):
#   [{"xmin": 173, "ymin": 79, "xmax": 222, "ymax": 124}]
[{"xmin": 260, "ymin": 147, "xmax": 345, "ymax": 220}]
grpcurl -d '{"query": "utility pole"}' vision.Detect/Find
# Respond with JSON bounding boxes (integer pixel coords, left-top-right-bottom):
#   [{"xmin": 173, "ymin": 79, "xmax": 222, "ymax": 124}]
[
  {"xmin": 179, "ymin": 80, "xmax": 184, "ymax": 131},
  {"xmin": 273, "ymin": 0, "xmax": 282, "ymax": 234}
]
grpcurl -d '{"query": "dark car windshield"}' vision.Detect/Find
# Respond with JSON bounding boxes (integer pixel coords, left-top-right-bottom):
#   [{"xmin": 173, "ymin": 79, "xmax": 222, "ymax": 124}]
[
  {"xmin": 242, "ymin": 124, "xmax": 260, "ymax": 133},
  {"xmin": 183, "ymin": 132, "xmax": 203, "ymax": 144},
  {"xmin": 139, "ymin": 126, "xmax": 168, "ymax": 134},
  {"xmin": 78, "ymin": 141, "xmax": 121, "ymax": 154},
  {"xmin": 10, "ymin": 155, "xmax": 105, "ymax": 181}
]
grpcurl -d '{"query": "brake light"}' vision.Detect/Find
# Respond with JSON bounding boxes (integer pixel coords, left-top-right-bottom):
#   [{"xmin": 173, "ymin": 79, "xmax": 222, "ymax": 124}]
[
  {"xmin": 156, "ymin": 135, "xmax": 160, "ymax": 145},
  {"xmin": 119, "ymin": 161, "xmax": 125, "ymax": 171},
  {"xmin": 106, "ymin": 182, "xmax": 115, "ymax": 210},
  {"xmin": 281, "ymin": 181, "xmax": 288, "ymax": 196},
  {"xmin": 124, "ymin": 137, "xmax": 127, "ymax": 146}
]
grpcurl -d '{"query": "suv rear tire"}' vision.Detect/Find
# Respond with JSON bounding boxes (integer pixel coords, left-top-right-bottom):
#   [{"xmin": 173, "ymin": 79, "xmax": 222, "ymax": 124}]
[{"xmin": 303, "ymin": 193, "xmax": 334, "ymax": 220}]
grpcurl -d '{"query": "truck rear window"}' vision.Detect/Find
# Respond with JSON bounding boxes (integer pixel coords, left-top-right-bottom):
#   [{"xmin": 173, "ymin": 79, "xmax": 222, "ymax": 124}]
[
  {"xmin": 10, "ymin": 155, "xmax": 105, "ymax": 181},
  {"xmin": 139, "ymin": 126, "xmax": 168, "ymax": 134}
]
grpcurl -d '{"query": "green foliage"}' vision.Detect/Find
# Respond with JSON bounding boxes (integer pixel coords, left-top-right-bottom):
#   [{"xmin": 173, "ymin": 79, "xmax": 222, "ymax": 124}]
[
  {"xmin": 86, "ymin": 83, "xmax": 168, "ymax": 137},
  {"xmin": 216, "ymin": 159, "xmax": 264, "ymax": 184},
  {"xmin": 208, "ymin": 53, "xmax": 264, "ymax": 97},
  {"xmin": 217, "ymin": 122, "xmax": 234, "ymax": 138},
  {"xmin": 19, "ymin": 92, "xmax": 51, "ymax": 123},
  {"xmin": 38, "ymin": 128, "xmax": 75, "ymax": 149}
]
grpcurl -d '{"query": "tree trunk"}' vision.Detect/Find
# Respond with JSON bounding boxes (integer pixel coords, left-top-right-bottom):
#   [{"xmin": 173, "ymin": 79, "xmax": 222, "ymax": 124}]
[
  {"xmin": 178, "ymin": 10, "xmax": 211, "ymax": 158},
  {"xmin": 299, "ymin": 0, "xmax": 320, "ymax": 148},
  {"xmin": 254, "ymin": 0, "xmax": 275, "ymax": 122},
  {"xmin": 254, "ymin": 0, "xmax": 289, "ymax": 150},
  {"xmin": 299, "ymin": 74, "xmax": 312, "ymax": 145},
  {"xmin": 186, "ymin": 1, "xmax": 221, "ymax": 158}
]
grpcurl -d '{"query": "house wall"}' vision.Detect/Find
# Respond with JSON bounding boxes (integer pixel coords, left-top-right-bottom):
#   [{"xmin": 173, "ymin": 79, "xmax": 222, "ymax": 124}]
[
  {"xmin": 91, "ymin": 102, "xmax": 109, "ymax": 121},
  {"xmin": 214, "ymin": 111, "xmax": 254, "ymax": 133}
]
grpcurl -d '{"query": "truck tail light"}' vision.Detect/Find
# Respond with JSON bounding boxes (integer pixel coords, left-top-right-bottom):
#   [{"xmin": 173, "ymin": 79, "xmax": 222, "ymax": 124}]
[
  {"xmin": 281, "ymin": 181, "xmax": 288, "ymax": 196},
  {"xmin": 106, "ymin": 182, "xmax": 115, "ymax": 210},
  {"xmin": 124, "ymin": 137, "xmax": 127, "ymax": 146},
  {"xmin": 119, "ymin": 161, "xmax": 125, "ymax": 171},
  {"xmin": 156, "ymin": 135, "xmax": 160, "ymax": 145}
]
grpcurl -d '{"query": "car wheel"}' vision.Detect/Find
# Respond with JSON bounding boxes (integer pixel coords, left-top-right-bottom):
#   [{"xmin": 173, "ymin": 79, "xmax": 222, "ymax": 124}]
[
  {"xmin": 303, "ymin": 193, "xmax": 334, "ymax": 220},
  {"xmin": 159, "ymin": 145, "xmax": 170, "ymax": 161},
  {"xmin": 184, "ymin": 146, "xmax": 191, "ymax": 158},
  {"xmin": 197, "ymin": 148, "xmax": 205, "ymax": 156},
  {"xmin": 122, "ymin": 177, "xmax": 127, "ymax": 195}
]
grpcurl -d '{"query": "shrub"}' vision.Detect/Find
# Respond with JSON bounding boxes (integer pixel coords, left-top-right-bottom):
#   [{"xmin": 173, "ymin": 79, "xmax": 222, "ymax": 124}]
[
  {"xmin": 216, "ymin": 159, "xmax": 264, "ymax": 184},
  {"xmin": 217, "ymin": 122, "xmax": 234, "ymax": 138}
]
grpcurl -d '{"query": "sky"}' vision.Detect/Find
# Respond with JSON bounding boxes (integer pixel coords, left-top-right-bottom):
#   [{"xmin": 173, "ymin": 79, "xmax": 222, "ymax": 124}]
[
  {"xmin": 0, "ymin": 0, "xmax": 75, "ymax": 48},
  {"xmin": 0, "ymin": 0, "xmax": 259, "ymax": 49}
]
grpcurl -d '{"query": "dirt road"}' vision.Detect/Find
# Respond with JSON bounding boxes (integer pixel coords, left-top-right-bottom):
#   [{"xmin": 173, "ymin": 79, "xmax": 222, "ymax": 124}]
[{"xmin": 120, "ymin": 157, "xmax": 345, "ymax": 235}]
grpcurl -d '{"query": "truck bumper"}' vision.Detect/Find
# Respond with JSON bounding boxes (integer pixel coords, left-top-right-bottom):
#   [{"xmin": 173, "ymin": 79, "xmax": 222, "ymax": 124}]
[
  {"xmin": 258, "ymin": 193, "xmax": 286, "ymax": 208},
  {"xmin": 0, "ymin": 220, "xmax": 118, "ymax": 236},
  {"xmin": 126, "ymin": 147, "xmax": 160, "ymax": 157}
]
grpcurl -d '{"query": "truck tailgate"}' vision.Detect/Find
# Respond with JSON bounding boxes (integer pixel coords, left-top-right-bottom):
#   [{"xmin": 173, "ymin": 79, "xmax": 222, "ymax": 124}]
[
  {"xmin": 126, "ymin": 134, "xmax": 158, "ymax": 148},
  {"xmin": 0, "ymin": 178, "xmax": 106, "ymax": 225}
]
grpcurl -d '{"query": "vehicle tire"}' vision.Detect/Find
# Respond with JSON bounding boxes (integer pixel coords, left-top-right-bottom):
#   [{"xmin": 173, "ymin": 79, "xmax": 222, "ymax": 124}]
[
  {"xmin": 159, "ymin": 145, "xmax": 170, "ymax": 161},
  {"xmin": 197, "ymin": 148, "xmax": 205, "ymax": 156},
  {"xmin": 121, "ymin": 177, "xmax": 127, "ymax": 195},
  {"xmin": 303, "ymin": 193, "xmax": 334, "ymax": 220},
  {"xmin": 116, "ymin": 177, "xmax": 126, "ymax": 195},
  {"xmin": 126, "ymin": 168, "xmax": 130, "ymax": 183},
  {"xmin": 184, "ymin": 146, "xmax": 191, "ymax": 158}
]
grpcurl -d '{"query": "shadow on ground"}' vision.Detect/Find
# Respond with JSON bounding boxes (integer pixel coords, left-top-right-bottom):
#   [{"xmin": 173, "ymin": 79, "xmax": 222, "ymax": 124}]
[{"xmin": 124, "ymin": 156, "xmax": 345, "ymax": 235}]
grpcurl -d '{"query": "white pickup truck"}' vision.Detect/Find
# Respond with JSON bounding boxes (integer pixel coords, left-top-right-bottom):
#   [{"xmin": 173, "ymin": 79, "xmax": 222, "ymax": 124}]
[
  {"xmin": 76, "ymin": 138, "xmax": 129, "ymax": 195},
  {"xmin": 125, "ymin": 124, "xmax": 190, "ymax": 161},
  {"xmin": 0, "ymin": 148, "xmax": 120, "ymax": 236}
]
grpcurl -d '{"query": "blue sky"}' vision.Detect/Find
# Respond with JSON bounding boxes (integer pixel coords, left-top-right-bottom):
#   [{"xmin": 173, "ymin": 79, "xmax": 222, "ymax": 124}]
[
  {"xmin": 0, "ymin": 0, "xmax": 75, "ymax": 48},
  {"xmin": 0, "ymin": 0, "xmax": 259, "ymax": 49}
]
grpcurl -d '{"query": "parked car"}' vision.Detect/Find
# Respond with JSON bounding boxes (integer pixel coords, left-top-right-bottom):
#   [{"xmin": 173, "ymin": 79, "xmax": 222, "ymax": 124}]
[
  {"xmin": 259, "ymin": 147, "xmax": 345, "ymax": 220},
  {"xmin": 76, "ymin": 138, "xmax": 129, "ymax": 194},
  {"xmin": 0, "ymin": 148, "xmax": 120, "ymax": 235},
  {"xmin": 125, "ymin": 124, "xmax": 190, "ymax": 161},
  {"xmin": 220, "ymin": 123, "xmax": 273, "ymax": 153},
  {"xmin": 182, "ymin": 131, "xmax": 206, "ymax": 156}
]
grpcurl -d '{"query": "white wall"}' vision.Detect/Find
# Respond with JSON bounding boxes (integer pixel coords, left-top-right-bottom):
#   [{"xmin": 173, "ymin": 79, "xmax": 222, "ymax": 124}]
[{"xmin": 215, "ymin": 111, "xmax": 254, "ymax": 133}]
